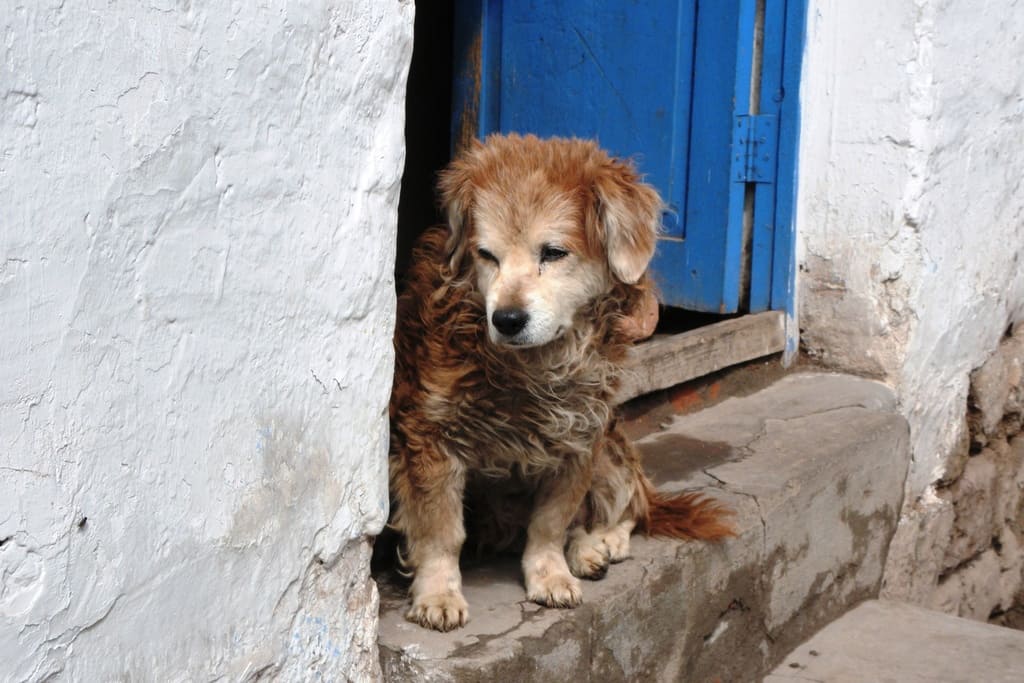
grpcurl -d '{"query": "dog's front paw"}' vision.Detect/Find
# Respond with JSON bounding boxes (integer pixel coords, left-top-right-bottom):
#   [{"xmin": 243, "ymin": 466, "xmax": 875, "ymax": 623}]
[
  {"xmin": 567, "ymin": 532, "xmax": 611, "ymax": 580},
  {"xmin": 406, "ymin": 591, "xmax": 469, "ymax": 632},
  {"xmin": 526, "ymin": 572, "xmax": 583, "ymax": 608}
]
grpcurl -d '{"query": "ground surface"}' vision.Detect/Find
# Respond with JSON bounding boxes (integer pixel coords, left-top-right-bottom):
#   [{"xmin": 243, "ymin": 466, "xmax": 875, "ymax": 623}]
[
  {"xmin": 767, "ymin": 599, "xmax": 1024, "ymax": 683},
  {"xmin": 376, "ymin": 372, "xmax": 909, "ymax": 681}
]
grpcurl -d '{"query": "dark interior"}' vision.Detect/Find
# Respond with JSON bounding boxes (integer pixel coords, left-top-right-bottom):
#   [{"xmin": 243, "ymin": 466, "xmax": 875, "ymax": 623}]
[
  {"xmin": 394, "ymin": 1, "xmax": 725, "ymax": 335},
  {"xmin": 395, "ymin": 0, "xmax": 455, "ymax": 280}
]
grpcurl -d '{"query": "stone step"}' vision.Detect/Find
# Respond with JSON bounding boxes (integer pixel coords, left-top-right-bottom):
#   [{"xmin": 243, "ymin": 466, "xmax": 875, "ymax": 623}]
[
  {"xmin": 766, "ymin": 599, "xmax": 1024, "ymax": 682},
  {"xmin": 376, "ymin": 373, "xmax": 910, "ymax": 682}
]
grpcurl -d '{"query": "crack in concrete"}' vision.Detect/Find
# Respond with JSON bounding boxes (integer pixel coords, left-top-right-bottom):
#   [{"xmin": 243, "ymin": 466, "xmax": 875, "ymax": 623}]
[
  {"xmin": 490, "ymin": 603, "xmax": 538, "ymax": 637},
  {"xmin": 699, "ymin": 468, "xmax": 776, "ymax": 652},
  {"xmin": 731, "ymin": 403, "xmax": 883, "ymax": 452},
  {"xmin": 702, "ymin": 469, "xmax": 727, "ymax": 487},
  {"xmin": 701, "ymin": 467, "xmax": 768, "ymax": 561}
]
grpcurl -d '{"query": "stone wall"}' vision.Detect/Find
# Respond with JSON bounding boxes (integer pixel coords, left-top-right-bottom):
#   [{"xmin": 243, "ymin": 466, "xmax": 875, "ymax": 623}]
[
  {"xmin": 932, "ymin": 326, "xmax": 1024, "ymax": 623},
  {"xmin": 796, "ymin": 0, "xmax": 1024, "ymax": 619}
]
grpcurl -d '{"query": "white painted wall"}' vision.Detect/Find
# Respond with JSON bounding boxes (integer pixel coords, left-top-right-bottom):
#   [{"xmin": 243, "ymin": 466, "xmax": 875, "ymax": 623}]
[
  {"xmin": 797, "ymin": 0, "xmax": 1024, "ymax": 601},
  {"xmin": 1, "ymin": 2, "xmax": 413, "ymax": 680}
]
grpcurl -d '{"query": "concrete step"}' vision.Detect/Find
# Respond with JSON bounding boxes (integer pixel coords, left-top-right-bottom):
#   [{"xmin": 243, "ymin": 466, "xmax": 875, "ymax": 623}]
[
  {"xmin": 376, "ymin": 373, "xmax": 910, "ymax": 682},
  {"xmin": 766, "ymin": 599, "xmax": 1024, "ymax": 683}
]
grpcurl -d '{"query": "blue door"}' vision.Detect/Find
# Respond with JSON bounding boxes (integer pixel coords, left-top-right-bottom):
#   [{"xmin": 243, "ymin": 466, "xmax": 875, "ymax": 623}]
[{"xmin": 452, "ymin": 0, "xmax": 806, "ymax": 315}]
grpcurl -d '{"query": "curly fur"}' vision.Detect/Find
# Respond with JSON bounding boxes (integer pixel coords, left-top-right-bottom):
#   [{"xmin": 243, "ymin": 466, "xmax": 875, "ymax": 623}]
[{"xmin": 389, "ymin": 134, "xmax": 733, "ymax": 632}]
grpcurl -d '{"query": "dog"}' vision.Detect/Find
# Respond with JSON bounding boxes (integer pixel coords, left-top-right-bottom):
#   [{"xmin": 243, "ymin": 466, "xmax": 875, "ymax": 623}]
[{"xmin": 388, "ymin": 133, "xmax": 733, "ymax": 632}]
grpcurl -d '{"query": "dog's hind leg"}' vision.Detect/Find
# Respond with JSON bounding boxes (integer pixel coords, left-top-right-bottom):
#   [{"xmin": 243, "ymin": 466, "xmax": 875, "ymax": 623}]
[
  {"xmin": 567, "ymin": 424, "xmax": 645, "ymax": 579},
  {"xmin": 391, "ymin": 450, "xmax": 470, "ymax": 631},
  {"xmin": 522, "ymin": 460, "xmax": 592, "ymax": 608}
]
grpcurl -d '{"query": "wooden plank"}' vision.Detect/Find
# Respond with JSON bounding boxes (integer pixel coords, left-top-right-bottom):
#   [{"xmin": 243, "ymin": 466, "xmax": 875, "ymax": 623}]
[{"xmin": 615, "ymin": 310, "xmax": 786, "ymax": 403}]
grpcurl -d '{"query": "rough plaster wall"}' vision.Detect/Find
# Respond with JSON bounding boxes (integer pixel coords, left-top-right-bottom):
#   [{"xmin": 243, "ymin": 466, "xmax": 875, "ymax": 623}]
[
  {"xmin": 796, "ymin": 0, "xmax": 926, "ymax": 379},
  {"xmin": 798, "ymin": 0, "xmax": 1024, "ymax": 605},
  {"xmin": 0, "ymin": 2, "xmax": 413, "ymax": 680}
]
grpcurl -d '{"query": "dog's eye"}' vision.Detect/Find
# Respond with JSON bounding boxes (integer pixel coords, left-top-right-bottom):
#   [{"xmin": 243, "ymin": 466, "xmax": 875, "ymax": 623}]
[
  {"xmin": 476, "ymin": 247, "xmax": 499, "ymax": 264},
  {"xmin": 540, "ymin": 245, "xmax": 569, "ymax": 263}
]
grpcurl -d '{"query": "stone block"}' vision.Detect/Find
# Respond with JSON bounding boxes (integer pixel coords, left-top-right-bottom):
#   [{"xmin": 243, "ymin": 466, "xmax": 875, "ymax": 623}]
[
  {"xmin": 996, "ymin": 529, "xmax": 1024, "ymax": 610},
  {"xmin": 880, "ymin": 495, "xmax": 955, "ymax": 605},
  {"xmin": 767, "ymin": 599, "xmax": 1024, "ymax": 682},
  {"xmin": 932, "ymin": 549, "xmax": 1003, "ymax": 620},
  {"xmin": 1007, "ymin": 323, "xmax": 1024, "ymax": 425},
  {"xmin": 937, "ymin": 413, "xmax": 972, "ymax": 486},
  {"xmin": 376, "ymin": 373, "xmax": 909, "ymax": 682},
  {"xmin": 1012, "ymin": 435, "xmax": 1024, "ymax": 532},
  {"xmin": 943, "ymin": 449, "xmax": 999, "ymax": 571},
  {"xmin": 1000, "ymin": 436, "xmax": 1024, "ymax": 526},
  {"xmin": 969, "ymin": 334, "xmax": 1024, "ymax": 441}
]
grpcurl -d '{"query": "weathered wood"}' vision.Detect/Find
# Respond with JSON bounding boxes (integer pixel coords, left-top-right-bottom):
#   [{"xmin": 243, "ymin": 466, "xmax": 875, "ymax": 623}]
[{"xmin": 615, "ymin": 310, "xmax": 786, "ymax": 403}]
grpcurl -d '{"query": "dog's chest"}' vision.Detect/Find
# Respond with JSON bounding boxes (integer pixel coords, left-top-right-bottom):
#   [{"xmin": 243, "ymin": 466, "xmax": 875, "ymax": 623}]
[{"xmin": 440, "ymin": 356, "xmax": 616, "ymax": 477}]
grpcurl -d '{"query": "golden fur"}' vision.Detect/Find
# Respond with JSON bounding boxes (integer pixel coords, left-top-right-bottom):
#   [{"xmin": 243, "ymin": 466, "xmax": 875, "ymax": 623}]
[{"xmin": 389, "ymin": 134, "xmax": 732, "ymax": 632}]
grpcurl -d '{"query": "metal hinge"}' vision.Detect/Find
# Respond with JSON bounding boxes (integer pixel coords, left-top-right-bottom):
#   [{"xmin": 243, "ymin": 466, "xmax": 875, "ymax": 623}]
[{"xmin": 731, "ymin": 114, "xmax": 778, "ymax": 183}]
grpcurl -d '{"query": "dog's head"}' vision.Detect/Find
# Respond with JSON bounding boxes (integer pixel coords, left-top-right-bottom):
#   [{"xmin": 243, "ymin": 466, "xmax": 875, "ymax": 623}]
[{"xmin": 438, "ymin": 134, "xmax": 662, "ymax": 348}]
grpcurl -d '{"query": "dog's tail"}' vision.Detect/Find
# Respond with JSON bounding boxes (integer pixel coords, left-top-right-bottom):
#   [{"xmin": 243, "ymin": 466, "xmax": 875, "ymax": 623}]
[{"xmin": 636, "ymin": 475, "xmax": 736, "ymax": 540}]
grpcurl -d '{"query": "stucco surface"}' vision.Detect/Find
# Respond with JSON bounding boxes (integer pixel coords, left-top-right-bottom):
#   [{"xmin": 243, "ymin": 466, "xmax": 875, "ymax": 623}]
[
  {"xmin": 1, "ymin": 1, "xmax": 412, "ymax": 680},
  {"xmin": 797, "ymin": 0, "xmax": 1024, "ymax": 603}
]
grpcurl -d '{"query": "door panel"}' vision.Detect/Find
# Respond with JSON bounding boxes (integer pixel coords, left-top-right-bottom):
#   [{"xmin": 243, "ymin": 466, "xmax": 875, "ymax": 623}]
[
  {"xmin": 452, "ymin": 0, "xmax": 803, "ymax": 315},
  {"xmin": 493, "ymin": 1, "xmax": 696, "ymax": 244}
]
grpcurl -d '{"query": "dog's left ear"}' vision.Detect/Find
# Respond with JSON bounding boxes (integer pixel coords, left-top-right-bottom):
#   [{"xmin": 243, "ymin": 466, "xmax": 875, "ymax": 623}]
[
  {"xmin": 437, "ymin": 141, "xmax": 483, "ymax": 273},
  {"xmin": 592, "ymin": 159, "xmax": 662, "ymax": 284}
]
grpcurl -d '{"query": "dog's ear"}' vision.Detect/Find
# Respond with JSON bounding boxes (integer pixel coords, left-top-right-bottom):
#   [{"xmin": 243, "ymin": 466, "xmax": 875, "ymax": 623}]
[
  {"xmin": 592, "ymin": 159, "xmax": 662, "ymax": 284},
  {"xmin": 437, "ymin": 141, "xmax": 483, "ymax": 273}
]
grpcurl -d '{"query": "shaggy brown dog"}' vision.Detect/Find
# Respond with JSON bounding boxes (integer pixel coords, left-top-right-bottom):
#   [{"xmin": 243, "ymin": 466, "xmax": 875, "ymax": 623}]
[{"xmin": 389, "ymin": 134, "xmax": 733, "ymax": 632}]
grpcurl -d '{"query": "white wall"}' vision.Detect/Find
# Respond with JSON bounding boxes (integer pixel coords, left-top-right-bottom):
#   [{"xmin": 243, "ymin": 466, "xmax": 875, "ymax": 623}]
[
  {"xmin": 1, "ymin": 2, "xmax": 412, "ymax": 680},
  {"xmin": 797, "ymin": 0, "xmax": 1024, "ymax": 602}
]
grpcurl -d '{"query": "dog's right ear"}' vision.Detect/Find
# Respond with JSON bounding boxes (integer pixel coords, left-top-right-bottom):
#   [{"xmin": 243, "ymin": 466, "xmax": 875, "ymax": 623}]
[
  {"xmin": 591, "ymin": 157, "xmax": 662, "ymax": 284},
  {"xmin": 437, "ymin": 142, "xmax": 482, "ymax": 273}
]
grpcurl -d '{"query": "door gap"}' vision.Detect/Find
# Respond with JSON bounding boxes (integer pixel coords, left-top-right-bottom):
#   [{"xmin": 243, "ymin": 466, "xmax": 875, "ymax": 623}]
[
  {"xmin": 395, "ymin": 0, "xmax": 455, "ymax": 280},
  {"xmin": 738, "ymin": 0, "xmax": 766, "ymax": 313}
]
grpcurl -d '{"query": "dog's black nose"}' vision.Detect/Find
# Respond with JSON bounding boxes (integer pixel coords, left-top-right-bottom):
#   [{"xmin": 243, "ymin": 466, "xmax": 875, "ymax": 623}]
[{"xmin": 492, "ymin": 308, "xmax": 529, "ymax": 336}]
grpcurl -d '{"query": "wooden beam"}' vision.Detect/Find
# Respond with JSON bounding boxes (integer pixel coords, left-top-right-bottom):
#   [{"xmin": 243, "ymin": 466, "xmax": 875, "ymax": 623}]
[{"xmin": 615, "ymin": 310, "xmax": 786, "ymax": 404}]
